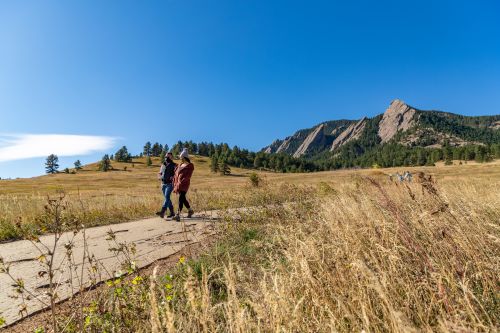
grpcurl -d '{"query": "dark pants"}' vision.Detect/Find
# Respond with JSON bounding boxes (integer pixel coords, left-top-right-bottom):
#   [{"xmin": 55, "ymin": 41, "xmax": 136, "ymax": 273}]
[
  {"xmin": 178, "ymin": 191, "xmax": 190, "ymax": 211},
  {"xmin": 162, "ymin": 183, "xmax": 174, "ymax": 213}
]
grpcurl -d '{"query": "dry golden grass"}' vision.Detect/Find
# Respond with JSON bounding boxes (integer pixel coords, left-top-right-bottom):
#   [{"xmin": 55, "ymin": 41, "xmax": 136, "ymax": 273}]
[
  {"xmin": 144, "ymin": 173, "xmax": 500, "ymax": 332},
  {"xmin": 2, "ymin": 159, "xmax": 499, "ymax": 332},
  {"xmin": 1, "ymin": 157, "xmax": 499, "ymax": 242},
  {"xmin": 0, "ymin": 156, "xmax": 266, "ymax": 240},
  {"xmin": 45, "ymin": 166, "xmax": 499, "ymax": 332},
  {"xmin": 139, "ymin": 169, "xmax": 499, "ymax": 332}
]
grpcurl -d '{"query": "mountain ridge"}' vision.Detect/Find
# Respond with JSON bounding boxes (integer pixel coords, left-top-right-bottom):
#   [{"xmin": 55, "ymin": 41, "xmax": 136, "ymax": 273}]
[{"xmin": 263, "ymin": 99, "xmax": 500, "ymax": 159}]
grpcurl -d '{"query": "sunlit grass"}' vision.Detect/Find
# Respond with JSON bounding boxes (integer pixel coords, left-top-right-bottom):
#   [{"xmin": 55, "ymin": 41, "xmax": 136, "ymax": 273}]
[
  {"xmin": 49, "ymin": 170, "xmax": 500, "ymax": 332},
  {"xmin": 2, "ymin": 157, "xmax": 499, "ymax": 331},
  {"xmin": 1, "ymin": 156, "xmax": 499, "ymax": 242}
]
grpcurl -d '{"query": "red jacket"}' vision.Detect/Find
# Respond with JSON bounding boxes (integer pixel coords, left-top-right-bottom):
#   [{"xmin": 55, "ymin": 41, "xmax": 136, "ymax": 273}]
[{"xmin": 173, "ymin": 162, "xmax": 194, "ymax": 193}]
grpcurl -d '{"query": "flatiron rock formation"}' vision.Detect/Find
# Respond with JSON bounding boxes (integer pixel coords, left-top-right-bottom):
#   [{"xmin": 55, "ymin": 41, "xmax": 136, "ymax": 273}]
[
  {"xmin": 378, "ymin": 99, "xmax": 416, "ymax": 143},
  {"xmin": 293, "ymin": 124, "xmax": 325, "ymax": 157},
  {"xmin": 331, "ymin": 117, "xmax": 366, "ymax": 151},
  {"xmin": 263, "ymin": 98, "xmax": 500, "ymax": 159}
]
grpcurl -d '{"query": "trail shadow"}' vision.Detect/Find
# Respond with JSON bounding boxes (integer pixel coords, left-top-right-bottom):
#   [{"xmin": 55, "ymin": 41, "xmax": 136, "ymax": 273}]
[
  {"xmin": 226, "ymin": 174, "xmax": 247, "ymax": 178},
  {"xmin": 181, "ymin": 215, "xmax": 221, "ymax": 222}
]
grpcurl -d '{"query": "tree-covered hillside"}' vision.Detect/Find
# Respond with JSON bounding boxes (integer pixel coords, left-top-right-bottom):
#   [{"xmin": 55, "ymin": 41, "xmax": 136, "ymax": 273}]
[{"xmin": 259, "ymin": 100, "xmax": 500, "ymax": 171}]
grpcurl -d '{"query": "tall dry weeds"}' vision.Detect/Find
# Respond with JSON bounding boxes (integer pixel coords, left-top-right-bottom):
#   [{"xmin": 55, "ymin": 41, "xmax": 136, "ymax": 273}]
[
  {"xmin": 28, "ymin": 175, "xmax": 499, "ymax": 332},
  {"xmin": 143, "ymin": 176, "xmax": 499, "ymax": 332}
]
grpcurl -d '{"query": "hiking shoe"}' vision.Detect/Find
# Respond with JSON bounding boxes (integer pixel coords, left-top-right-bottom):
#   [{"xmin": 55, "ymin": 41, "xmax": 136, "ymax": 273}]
[
  {"xmin": 187, "ymin": 209, "xmax": 194, "ymax": 218},
  {"xmin": 155, "ymin": 209, "xmax": 166, "ymax": 218},
  {"xmin": 166, "ymin": 212, "xmax": 175, "ymax": 219},
  {"xmin": 173, "ymin": 214, "xmax": 181, "ymax": 222}
]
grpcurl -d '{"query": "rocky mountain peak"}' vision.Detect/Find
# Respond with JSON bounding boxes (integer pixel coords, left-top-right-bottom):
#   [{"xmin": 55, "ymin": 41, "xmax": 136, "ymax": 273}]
[
  {"xmin": 262, "ymin": 98, "xmax": 499, "ymax": 162},
  {"xmin": 330, "ymin": 117, "xmax": 366, "ymax": 151},
  {"xmin": 293, "ymin": 124, "xmax": 325, "ymax": 158},
  {"xmin": 389, "ymin": 99, "xmax": 405, "ymax": 107},
  {"xmin": 378, "ymin": 99, "xmax": 417, "ymax": 143}
]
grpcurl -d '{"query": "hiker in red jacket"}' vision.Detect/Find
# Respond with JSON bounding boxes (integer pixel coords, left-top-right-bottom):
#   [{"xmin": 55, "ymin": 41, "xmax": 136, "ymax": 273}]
[{"xmin": 173, "ymin": 148, "xmax": 194, "ymax": 221}]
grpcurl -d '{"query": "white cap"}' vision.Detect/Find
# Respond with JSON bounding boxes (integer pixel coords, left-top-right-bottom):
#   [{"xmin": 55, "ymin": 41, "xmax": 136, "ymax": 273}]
[{"xmin": 179, "ymin": 148, "xmax": 189, "ymax": 159}]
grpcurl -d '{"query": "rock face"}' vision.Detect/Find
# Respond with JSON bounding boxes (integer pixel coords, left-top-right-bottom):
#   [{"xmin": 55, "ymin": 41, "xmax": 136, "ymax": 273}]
[
  {"xmin": 262, "ymin": 98, "xmax": 500, "ymax": 160},
  {"xmin": 276, "ymin": 137, "xmax": 293, "ymax": 153},
  {"xmin": 331, "ymin": 127, "xmax": 343, "ymax": 136},
  {"xmin": 330, "ymin": 117, "xmax": 366, "ymax": 151},
  {"xmin": 264, "ymin": 139, "xmax": 282, "ymax": 153},
  {"xmin": 378, "ymin": 99, "xmax": 416, "ymax": 143},
  {"xmin": 293, "ymin": 124, "xmax": 325, "ymax": 158},
  {"xmin": 262, "ymin": 120, "xmax": 354, "ymax": 156},
  {"xmin": 263, "ymin": 136, "xmax": 295, "ymax": 154}
]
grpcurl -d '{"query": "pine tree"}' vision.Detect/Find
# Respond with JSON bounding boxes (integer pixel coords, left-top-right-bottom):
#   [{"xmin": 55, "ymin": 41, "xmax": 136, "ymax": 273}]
[
  {"xmin": 114, "ymin": 146, "xmax": 132, "ymax": 162},
  {"xmin": 99, "ymin": 154, "xmax": 112, "ymax": 172},
  {"xmin": 443, "ymin": 140, "xmax": 453, "ymax": 165},
  {"xmin": 275, "ymin": 157, "xmax": 283, "ymax": 172},
  {"xmin": 475, "ymin": 146, "xmax": 487, "ymax": 163},
  {"xmin": 151, "ymin": 142, "xmax": 162, "ymax": 157},
  {"xmin": 492, "ymin": 144, "xmax": 500, "ymax": 158},
  {"xmin": 172, "ymin": 141, "xmax": 183, "ymax": 156},
  {"xmin": 464, "ymin": 146, "xmax": 475, "ymax": 160},
  {"xmin": 143, "ymin": 142, "xmax": 152, "ymax": 156},
  {"xmin": 416, "ymin": 149, "xmax": 427, "ymax": 166},
  {"xmin": 45, "ymin": 154, "xmax": 59, "ymax": 174},
  {"xmin": 74, "ymin": 160, "xmax": 82, "ymax": 170},
  {"xmin": 146, "ymin": 156, "xmax": 152, "ymax": 167},
  {"xmin": 188, "ymin": 141, "xmax": 197, "ymax": 155},
  {"xmin": 210, "ymin": 154, "xmax": 219, "ymax": 173},
  {"xmin": 218, "ymin": 157, "xmax": 231, "ymax": 175},
  {"xmin": 198, "ymin": 142, "xmax": 209, "ymax": 156},
  {"xmin": 254, "ymin": 155, "xmax": 263, "ymax": 169}
]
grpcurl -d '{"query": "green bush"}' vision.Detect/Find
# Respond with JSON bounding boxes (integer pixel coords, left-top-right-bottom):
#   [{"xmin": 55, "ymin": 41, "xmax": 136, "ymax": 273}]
[{"xmin": 249, "ymin": 173, "xmax": 261, "ymax": 187}]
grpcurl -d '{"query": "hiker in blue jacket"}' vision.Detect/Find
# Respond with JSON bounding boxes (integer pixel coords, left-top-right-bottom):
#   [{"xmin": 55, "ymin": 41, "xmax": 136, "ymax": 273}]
[{"xmin": 156, "ymin": 152, "xmax": 177, "ymax": 219}]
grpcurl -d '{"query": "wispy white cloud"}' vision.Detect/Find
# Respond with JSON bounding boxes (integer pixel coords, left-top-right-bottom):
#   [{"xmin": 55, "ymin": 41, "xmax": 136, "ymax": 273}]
[{"xmin": 0, "ymin": 134, "xmax": 117, "ymax": 163}]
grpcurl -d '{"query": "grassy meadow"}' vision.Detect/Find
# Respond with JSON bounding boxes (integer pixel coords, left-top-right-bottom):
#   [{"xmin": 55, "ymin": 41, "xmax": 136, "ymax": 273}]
[
  {"xmin": 132, "ymin": 167, "xmax": 499, "ymax": 332},
  {"xmin": 0, "ymin": 157, "xmax": 499, "ymax": 242},
  {"xmin": 0, "ymin": 156, "xmax": 264, "ymax": 241},
  {"xmin": 1, "ymin": 157, "xmax": 500, "ymax": 332}
]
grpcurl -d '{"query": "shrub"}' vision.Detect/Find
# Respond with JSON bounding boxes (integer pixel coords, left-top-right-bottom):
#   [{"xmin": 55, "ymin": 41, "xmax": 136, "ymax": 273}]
[{"xmin": 249, "ymin": 173, "xmax": 261, "ymax": 187}]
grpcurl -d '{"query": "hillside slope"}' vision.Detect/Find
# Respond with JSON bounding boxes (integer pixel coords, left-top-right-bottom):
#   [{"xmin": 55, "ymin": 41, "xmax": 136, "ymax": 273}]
[{"xmin": 263, "ymin": 99, "xmax": 500, "ymax": 159}]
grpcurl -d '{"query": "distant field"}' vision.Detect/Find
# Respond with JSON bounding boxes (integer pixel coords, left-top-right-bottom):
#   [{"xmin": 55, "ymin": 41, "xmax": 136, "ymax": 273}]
[
  {"xmin": 2, "ymin": 156, "xmax": 498, "ymax": 195},
  {"xmin": 0, "ymin": 156, "xmax": 499, "ymax": 241}
]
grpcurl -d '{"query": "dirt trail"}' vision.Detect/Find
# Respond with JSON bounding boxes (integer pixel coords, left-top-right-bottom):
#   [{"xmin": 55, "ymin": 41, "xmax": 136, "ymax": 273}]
[{"xmin": 0, "ymin": 214, "xmax": 217, "ymax": 327}]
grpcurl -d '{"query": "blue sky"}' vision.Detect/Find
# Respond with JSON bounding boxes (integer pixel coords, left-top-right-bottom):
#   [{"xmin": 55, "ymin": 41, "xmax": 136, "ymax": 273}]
[{"xmin": 0, "ymin": 0, "xmax": 499, "ymax": 178}]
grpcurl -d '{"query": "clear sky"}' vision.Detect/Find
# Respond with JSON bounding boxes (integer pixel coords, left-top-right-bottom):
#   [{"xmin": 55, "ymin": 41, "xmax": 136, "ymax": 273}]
[{"xmin": 1, "ymin": 0, "xmax": 499, "ymax": 178}]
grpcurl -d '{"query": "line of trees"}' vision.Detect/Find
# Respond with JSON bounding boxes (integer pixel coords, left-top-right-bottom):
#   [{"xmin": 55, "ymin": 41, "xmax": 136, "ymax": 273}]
[
  {"xmin": 43, "ymin": 138, "xmax": 500, "ymax": 175},
  {"xmin": 167, "ymin": 140, "xmax": 319, "ymax": 173},
  {"xmin": 418, "ymin": 112, "xmax": 500, "ymax": 144},
  {"xmin": 310, "ymin": 142, "xmax": 500, "ymax": 170},
  {"xmin": 44, "ymin": 156, "xmax": 86, "ymax": 174},
  {"xmin": 143, "ymin": 142, "xmax": 169, "ymax": 157}
]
